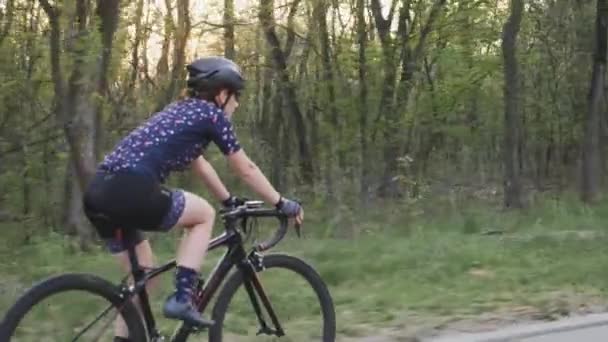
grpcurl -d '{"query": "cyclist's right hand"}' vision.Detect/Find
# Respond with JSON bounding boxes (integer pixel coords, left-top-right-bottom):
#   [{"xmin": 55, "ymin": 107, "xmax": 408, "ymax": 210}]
[{"xmin": 275, "ymin": 197, "xmax": 304, "ymax": 225}]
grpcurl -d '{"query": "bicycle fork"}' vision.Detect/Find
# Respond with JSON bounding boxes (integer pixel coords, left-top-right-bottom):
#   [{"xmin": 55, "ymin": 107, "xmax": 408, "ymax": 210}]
[{"xmin": 239, "ymin": 252, "xmax": 285, "ymax": 337}]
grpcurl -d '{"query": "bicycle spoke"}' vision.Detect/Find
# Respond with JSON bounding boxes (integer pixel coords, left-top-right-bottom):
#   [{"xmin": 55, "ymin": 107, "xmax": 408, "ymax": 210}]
[
  {"xmin": 8, "ymin": 289, "xmax": 127, "ymax": 342},
  {"xmin": 72, "ymin": 304, "xmax": 118, "ymax": 342}
]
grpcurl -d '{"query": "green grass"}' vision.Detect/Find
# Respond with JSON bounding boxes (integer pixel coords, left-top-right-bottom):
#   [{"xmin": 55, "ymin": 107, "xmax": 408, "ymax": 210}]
[{"xmin": 2, "ymin": 195, "xmax": 608, "ymax": 339}]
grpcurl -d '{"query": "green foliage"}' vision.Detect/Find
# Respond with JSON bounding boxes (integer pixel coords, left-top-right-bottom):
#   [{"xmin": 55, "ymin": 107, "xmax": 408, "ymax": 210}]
[
  {"xmin": 0, "ymin": 0, "xmax": 604, "ymax": 283},
  {"xmin": 3, "ymin": 196, "xmax": 608, "ymax": 337},
  {"xmin": 0, "ymin": 1, "xmax": 606, "ymax": 337}
]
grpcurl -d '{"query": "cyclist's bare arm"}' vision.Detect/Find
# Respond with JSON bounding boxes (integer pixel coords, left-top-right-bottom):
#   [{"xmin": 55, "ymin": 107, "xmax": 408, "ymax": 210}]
[
  {"xmin": 191, "ymin": 155, "xmax": 231, "ymax": 201},
  {"xmin": 226, "ymin": 150, "xmax": 281, "ymax": 206}
]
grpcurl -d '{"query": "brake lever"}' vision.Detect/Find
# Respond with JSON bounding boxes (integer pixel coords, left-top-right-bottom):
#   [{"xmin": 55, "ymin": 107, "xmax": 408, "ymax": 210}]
[{"xmin": 295, "ymin": 198, "xmax": 303, "ymax": 238}]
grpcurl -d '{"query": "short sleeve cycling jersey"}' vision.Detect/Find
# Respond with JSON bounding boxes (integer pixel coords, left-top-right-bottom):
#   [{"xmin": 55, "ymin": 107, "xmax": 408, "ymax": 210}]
[{"xmin": 100, "ymin": 98, "xmax": 241, "ymax": 182}]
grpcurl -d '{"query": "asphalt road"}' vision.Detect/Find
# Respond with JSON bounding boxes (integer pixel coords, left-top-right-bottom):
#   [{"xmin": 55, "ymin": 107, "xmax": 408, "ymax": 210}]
[
  {"xmin": 517, "ymin": 325, "xmax": 608, "ymax": 342},
  {"xmin": 427, "ymin": 313, "xmax": 608, "ymax": 342}
]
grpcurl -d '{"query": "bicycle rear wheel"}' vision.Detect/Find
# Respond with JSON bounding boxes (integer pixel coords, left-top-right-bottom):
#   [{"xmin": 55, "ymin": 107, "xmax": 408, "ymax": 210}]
[
  {"xmin": 0, "ymin": 273, "xmax": 146, "ymax": 342},
  {"xmin": 208, "ymin": 254, "xmax": 336, "ymax": 342}
]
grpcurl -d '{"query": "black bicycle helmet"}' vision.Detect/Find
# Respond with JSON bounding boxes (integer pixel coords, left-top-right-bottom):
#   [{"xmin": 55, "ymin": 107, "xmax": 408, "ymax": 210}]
[{"xmin": 186, "ymin": 56, "xmax": 245, "ymax": 93}]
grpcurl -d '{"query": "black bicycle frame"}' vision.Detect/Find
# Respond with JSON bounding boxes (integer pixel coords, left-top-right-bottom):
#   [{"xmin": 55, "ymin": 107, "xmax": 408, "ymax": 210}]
[{"xmin": 123, "ymin": 218, "xmax": 283, "ymax": 342}]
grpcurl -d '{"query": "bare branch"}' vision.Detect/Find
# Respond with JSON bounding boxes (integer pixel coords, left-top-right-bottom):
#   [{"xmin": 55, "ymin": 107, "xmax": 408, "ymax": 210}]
[
  {"xmin": 284, "ymin": 0, "xmax": 302, "ymax": 57},
  {"xmin": 0, "ymin": 133, "xmax": 64, "ymax": 158}
]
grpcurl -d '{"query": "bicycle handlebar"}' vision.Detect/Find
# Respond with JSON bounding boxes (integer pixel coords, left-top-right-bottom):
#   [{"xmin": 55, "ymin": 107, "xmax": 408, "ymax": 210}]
[{"xmin": 220, "ymin": 201, "xmax": 290, "ymax": 252}]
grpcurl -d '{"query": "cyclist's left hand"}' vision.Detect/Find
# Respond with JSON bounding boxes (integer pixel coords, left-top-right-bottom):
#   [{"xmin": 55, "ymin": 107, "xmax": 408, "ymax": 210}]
[{"xmin": 276, "ymin": 197, "xmax": 303, "ymax": 225}]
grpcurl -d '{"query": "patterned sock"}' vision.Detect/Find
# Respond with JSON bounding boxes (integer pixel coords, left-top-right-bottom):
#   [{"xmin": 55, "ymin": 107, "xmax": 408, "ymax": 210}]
[{"xmin": 175, "ymin": 266, "xmax": 198, "ymax": 303}]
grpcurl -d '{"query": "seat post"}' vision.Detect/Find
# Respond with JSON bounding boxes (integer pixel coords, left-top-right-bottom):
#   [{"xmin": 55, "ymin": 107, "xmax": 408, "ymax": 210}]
[
  {"xmin": 115, "ymin": 228, "xmax": 143, "ymax": 281},
  {"xmin": 117, "ymin": 229, "xmax": 159, "ymax": 337},
  {"xmin": 126, "ymin": 244, "xmax": 143, "ymax": 281}
]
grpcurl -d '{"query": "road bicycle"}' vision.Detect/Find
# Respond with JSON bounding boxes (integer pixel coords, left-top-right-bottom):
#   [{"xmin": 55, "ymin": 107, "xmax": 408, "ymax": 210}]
[{"xmin": 0, "ymin": 200, "xmax": 336, "ymax": 341}]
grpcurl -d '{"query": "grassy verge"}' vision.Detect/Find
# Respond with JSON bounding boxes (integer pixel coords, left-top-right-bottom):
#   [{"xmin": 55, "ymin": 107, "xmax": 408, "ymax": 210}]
[{"xmin": 1, "ymin": 195, "xmax": 608, "ymax": 339}]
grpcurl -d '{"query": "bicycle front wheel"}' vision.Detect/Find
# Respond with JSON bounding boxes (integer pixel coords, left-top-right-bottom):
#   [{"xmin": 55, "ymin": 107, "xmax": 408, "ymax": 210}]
[
  {"xmin": 0, "ymin": 273, "xmax": 146, "ymax": 342},
  {"xmin": 208, "ymin": 254, "xmax": 336, "ymax": 342}
]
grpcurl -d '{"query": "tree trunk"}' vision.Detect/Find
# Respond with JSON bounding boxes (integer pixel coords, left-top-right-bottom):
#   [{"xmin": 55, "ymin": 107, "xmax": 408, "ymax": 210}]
[
  {"xmin": 417, "ymin": 57, "xmax": 443, "ymax": 176},
  {"xmin": 140, "ymin": 4, "xmax": 152, "ymax": 92},
  {"xmin": 127, "ymin": 0, "xmax": 145, "ymax": 98},
  {"xmin": 62, "ymin": 161, "xmax": 76, "ymax": 235},
  {"xmin": 462, "ymin": 4, "xmax": 480, "ymax": 137},
  {"xmin": 40, "ymin": 0, "xmax": 107, "ymax": 247},
  {"xmin": 40, "ymin": 0, "xmax": 96, "ymax": 191},
  {"xmin": 501, "ymin": 0, "xmax": 524, "ymax": 209},
  {"xmin": 94, "ymin": 0, "xmax": 120, "ymax": 160},
  {"xmin": 159, "ymin": 0, "xmax": 190, "ymax": 109},
  {"xmin": 0, "ymin": 0, "xmax": 14, "ymax": 46},
  {"xmin": 356, "ymin": 0, "xmax": 370, "ymax": 203},
  {"xmin": 581, "ymin": 0, "xmax": 608, "ymax": 203},
  {"xmin": 42, "ymin": 129, "xmax": 54, "ymax": 227},
  {"xmin": 370, "ymin": 0, "xmax": 399, "ymax": 197},
  {"xmin": 309, "ymin": 93, "xmax": 321, "ymax": 190},
  {"xmin": 224, "ymin": 0, "xmax": 235, "ymax": 59},
  {"xmin": 314, "ymin": 0, "xmax": 342, "ymax": 170},
  {"xmin": 65, "ymin": 162, "xmax": 93, "ymax": 251},
  {"xmin": 156, "ymin": 0, "xmax": 173, "ymax": 79},
  {"xmin": 284, "ymin": 0, "xmax": 301, "ymax": 58},
  {"xmin": 65, "ymin": 0, "xmax": 99, "ymax": 246},
  {"xmin": 20, "ymin": 6, "xmax": 39, "ymax": 218},
  {"xmin": 259, "ymin": 58, "xmax": 273, "ymax": 135},
  {"xmin": 270, "ymin": 86, "xmax": 284, "ymax": 189},
  {"xmin": 371, "ymin": 0, "xmax": 446, "ymax": 197},
  {"xmin": 259, "ymin": 0, "xmax": 314, "ymax": 185},
  {"xmin": 20, "ymin": 145, "xmax": 30, "ymax": 216}
]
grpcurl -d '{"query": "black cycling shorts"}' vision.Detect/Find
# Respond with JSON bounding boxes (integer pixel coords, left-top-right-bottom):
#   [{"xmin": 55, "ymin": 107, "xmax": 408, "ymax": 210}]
[{"xmin": 83, "ymin": 170, "xmax": 185, "ymax": 253}]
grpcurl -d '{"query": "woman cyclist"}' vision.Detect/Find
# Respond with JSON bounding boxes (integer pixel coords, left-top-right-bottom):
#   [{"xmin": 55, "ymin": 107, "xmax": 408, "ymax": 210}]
[{"xmin": 82, "ymin": 56, "xmax": 303, "ymax": 342}]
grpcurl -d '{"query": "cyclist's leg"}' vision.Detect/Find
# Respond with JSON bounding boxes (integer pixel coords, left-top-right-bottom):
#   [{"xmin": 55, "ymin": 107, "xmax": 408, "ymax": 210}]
[
  {"xmin": 83, "ymin": 171, "xmax": 165, "ymax": 340},
  {"xmin": 94, "ymin": 186, "xmax": 216, "ymax": 326},
  {"xmin": 109, "ymin": 235, "xmax": 158, "ymax": 339},
  {"xmin": 160, "ymin": 190, "xmax": 215, "ymax": 326},
  {"xmin": 173, "ymin": 191, "xmax": 215, "ymax": 269},
  {"xmin": 143, "ymin": 188, "xmax": 215, "ymax": 270}
]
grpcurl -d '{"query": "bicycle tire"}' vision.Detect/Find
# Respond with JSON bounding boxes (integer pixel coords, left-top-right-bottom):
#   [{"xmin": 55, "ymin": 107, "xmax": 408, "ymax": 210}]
[
  {"xmin": 0, "ymin": 273, "xmax": 147, "ymax": 342},
  {"xmin": 208, "ymin": 254, "xmax": 336, "ymax": 342}
]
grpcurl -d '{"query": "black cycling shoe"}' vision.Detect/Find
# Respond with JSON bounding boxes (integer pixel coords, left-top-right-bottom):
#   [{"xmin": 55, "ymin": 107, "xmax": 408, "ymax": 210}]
[{"xmin": 163, "ymin": 294, "xmax": 215, "ymax": 327}]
